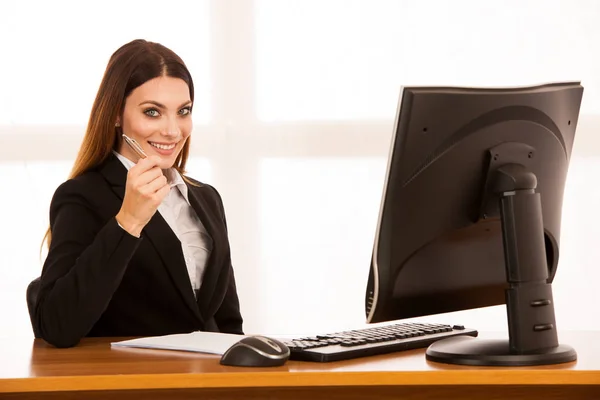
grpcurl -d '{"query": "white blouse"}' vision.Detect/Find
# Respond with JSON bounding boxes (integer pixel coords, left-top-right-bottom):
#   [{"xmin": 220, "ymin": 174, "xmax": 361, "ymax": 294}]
[{"xmin": 113, "ymin": 151, "xmax": 212, "ymax": 297}]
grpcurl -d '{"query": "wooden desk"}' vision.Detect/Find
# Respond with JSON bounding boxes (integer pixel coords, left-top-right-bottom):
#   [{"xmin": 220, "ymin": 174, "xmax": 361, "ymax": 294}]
[{"xmin": 0, "ymin": 331, "xmax": 598, "ymax": 399}]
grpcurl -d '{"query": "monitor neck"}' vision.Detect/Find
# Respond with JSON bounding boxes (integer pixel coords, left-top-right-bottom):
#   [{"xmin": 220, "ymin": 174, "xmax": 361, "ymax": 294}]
[{"xmin": 494, "ymin": 163, "xmax": 559, "ymax": 354}]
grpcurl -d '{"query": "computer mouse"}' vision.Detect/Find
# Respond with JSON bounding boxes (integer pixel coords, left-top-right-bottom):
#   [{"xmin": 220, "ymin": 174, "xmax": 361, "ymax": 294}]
[{"xmin": 220, "ymin": 335, "xmax": 290, "ymax": 367}]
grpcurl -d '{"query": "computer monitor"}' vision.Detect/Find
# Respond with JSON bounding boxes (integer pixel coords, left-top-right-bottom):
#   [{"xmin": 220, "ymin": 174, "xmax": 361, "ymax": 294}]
[{"xmin": 365, "ymin": 82, "xmax": 584, "ymax": 366}]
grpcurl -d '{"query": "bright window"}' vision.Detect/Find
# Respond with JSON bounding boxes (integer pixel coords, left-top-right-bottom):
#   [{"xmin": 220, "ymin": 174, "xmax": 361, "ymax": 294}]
[
  {"xmin": 0, "ymin": 0, "xmax": 210, "ymax": 126},
  {"xmin": 255, "ymin": 0, "xmax": 597, "ymax": 122}
]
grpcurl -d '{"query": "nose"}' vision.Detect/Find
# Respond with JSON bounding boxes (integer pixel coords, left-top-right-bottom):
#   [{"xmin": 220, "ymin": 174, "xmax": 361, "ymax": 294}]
[{"xmin": 161, "ymin": 117, "xmax": 181, "ymax": 138}]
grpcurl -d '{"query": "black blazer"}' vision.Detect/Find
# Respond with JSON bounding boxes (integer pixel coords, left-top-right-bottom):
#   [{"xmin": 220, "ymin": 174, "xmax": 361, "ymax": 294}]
[{"xmin": 34, "ymin": 153, "xmax": 243, "ymax": 348}]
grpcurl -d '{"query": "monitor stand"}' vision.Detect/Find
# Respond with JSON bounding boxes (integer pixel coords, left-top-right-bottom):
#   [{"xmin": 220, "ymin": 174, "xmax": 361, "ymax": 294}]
[{"xmin": 426, "ymin": 156, "xmax": 577, "ymax": 366}]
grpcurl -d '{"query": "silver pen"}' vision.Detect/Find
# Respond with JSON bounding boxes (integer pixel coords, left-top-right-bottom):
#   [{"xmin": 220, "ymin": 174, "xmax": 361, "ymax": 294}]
[{"xmin": 122, "ymin": 134, "xmax": 147, "ymax": 159}]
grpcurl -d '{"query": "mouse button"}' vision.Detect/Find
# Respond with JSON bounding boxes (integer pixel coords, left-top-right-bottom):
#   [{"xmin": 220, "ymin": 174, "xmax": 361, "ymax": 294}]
[
  {"xmin": 240, "ymin": 343, "xmax": 286, "ymax": 360},
  {"xmin": 245, "ymin": 336, "xmax": 289, "ymax": 355}
]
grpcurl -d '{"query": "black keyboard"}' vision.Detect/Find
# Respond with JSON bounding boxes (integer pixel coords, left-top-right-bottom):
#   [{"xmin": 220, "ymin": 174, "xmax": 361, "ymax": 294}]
[{"xmin": 283, "ymin": 322, "xmax": 477, "ymax": 362}]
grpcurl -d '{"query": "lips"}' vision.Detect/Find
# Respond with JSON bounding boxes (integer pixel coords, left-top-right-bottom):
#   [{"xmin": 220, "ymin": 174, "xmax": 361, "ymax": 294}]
[{"xmin": 148, "ymin": 141, "xmax": 177, "ymax": 150}]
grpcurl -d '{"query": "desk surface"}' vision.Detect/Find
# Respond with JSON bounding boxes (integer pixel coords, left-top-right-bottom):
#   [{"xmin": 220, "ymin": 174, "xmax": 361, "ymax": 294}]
[{"xmin": 1, "ymin": 331, "xmax": 599, "ymax": 399}]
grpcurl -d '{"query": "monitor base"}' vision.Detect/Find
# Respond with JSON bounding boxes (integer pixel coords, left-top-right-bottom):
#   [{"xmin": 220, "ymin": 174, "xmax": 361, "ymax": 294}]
[{"xmin": 425, "ymin": 336, "xmax": 577, "ymax": 366}]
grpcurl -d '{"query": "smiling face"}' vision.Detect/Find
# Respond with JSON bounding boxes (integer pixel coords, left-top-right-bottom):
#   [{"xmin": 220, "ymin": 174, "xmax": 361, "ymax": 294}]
[{"xmin": 117, "ymin": 75, "xmax": 193, "ymax": 169}]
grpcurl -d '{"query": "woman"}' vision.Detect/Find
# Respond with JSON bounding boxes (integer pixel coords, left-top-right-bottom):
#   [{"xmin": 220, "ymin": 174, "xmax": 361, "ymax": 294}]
[{"xmin": 34, "ymin": 39, "xmax": 243, "ymax": 348}]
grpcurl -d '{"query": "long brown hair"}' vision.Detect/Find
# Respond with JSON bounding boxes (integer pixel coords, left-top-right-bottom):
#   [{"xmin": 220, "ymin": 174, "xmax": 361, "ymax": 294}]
[{"xmin": 43, "ymin": 39, "xmax": 195, "ymax": 249}]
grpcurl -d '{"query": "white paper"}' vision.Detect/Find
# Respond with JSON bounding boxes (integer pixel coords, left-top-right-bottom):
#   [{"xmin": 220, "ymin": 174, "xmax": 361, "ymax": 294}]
[{"xmin": 111, "ymin": 331, "xmax": 247, "ymax": 355}]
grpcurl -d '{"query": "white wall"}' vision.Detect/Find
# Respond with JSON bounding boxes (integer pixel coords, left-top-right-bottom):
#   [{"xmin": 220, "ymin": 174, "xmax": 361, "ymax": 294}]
[{"xmin": 1, "ymin": 0, "xmax": 599, "ymax": 341}]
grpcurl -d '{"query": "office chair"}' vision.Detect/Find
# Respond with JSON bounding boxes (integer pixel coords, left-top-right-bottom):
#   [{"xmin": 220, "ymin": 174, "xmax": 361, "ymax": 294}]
[{"xmin": 26, "ymin": 277, "xmax": 41, "ymax": 338}]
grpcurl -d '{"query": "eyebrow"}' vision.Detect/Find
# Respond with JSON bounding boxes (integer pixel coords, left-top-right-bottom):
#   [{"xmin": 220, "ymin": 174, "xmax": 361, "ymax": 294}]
[{"xmin": 138, "ymin": 100, "xmax": 192, "ymax": 109}]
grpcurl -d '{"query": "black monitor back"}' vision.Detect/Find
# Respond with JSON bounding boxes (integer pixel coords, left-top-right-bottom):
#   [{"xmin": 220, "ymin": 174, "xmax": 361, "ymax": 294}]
[{"xmin": 366, "ymin": 82, "xmax": 584, "ymax": 324}]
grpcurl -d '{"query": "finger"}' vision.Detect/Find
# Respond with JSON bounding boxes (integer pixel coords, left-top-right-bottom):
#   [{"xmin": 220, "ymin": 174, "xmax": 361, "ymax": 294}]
[
  {"xmin": 135, "ymin": 167, "xmax": 164, "ymax": 187},
  {"xmin": 142, "ymin": 174, "xmax": 169, "ymax": 195},
  {"xmin": 130, "ymin": 156, "xmax": 163, "ymax": 175},
  {"xmin": 157, "ymin": 183, "xmax": 171, "ymax": 198},
  {"xmin": 153, "ymin": 184, "xmax": 171, "ymax": 205}
]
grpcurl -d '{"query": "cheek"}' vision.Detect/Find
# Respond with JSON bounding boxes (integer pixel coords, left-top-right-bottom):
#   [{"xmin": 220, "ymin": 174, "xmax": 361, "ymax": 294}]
[
  {"xmin": 124, "ymin": 113, "xmax": 156, "ymax": 139},
  {"xmin": 180, "ymin": 119, "xmax": 193, "ymax": 138},
  {"xmin": 131, "ymin": 120, "xmax": 158, "ymax": 139}
]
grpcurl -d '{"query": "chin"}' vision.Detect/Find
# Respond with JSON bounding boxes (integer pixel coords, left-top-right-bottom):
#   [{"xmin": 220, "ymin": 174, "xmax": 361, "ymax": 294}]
[{"xmin": 157, "ymin": 158, "xmax": 178, "ymax": 169}]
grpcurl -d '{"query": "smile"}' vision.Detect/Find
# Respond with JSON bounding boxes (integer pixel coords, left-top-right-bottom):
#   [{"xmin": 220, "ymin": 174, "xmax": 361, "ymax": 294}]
[{"xmin": 148, "ymin": 141, "xmax": 177, "ymax": 150}]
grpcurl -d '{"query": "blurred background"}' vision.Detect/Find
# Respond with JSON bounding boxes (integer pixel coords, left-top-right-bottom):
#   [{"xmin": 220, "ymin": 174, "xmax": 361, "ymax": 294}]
[{"xmin": 1, "ymin": 0, "xmax": 599, "ymax": 340}]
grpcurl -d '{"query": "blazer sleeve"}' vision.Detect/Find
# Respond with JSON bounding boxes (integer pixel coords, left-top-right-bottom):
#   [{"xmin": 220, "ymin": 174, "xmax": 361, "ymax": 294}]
[
  {"xmin": 214, "ymin": 266, "xmax": 244, "ymax": 334},
  {"xmin": 35, "ymin": 179, "xmax": 141, "ymax": 348},
  {"xmin": 210, "ymin": 185, "xmax": 244, "ymax": 335}
]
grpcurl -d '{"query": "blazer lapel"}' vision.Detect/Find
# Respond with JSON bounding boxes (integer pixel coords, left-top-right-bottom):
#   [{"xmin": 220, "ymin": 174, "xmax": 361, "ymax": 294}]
[
  {"xmin": 186, "ymin": 183, "xmax": 228, "ymax": 318},
  {"xmin": 99, "ymin": 154, "xmax": 204, "ymax": 323},
  {"xmin": 142, "ymin": 215, "xmax": 204, "ymax": 322}
]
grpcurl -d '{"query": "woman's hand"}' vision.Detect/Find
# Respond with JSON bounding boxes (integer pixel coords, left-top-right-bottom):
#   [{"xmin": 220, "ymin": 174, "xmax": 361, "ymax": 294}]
[{"xmin": 115, "ymin": 156, "xmax": 170, "ymax": 237}]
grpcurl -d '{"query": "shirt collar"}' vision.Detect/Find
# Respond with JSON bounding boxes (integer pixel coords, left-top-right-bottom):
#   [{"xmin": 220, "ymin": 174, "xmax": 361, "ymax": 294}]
[{"xmin": 112, "ymin": 150, "xmax": 190, "ymax": 205}]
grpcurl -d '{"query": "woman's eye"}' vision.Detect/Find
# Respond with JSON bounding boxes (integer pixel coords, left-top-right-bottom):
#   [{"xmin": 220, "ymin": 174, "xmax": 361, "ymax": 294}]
[
  {"xmin": 144, "ymin": 109, "xmax": 160, "ymax": 117},
  {"xmin": 179, "ymin": 107, "xmax": 191, "ymax": 116}
]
